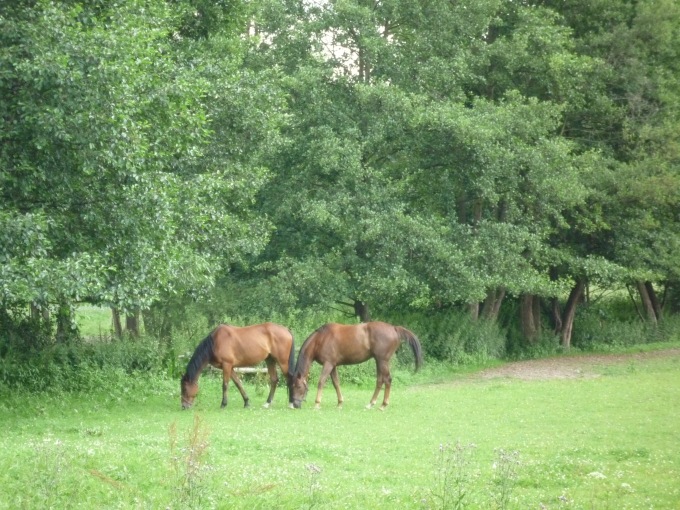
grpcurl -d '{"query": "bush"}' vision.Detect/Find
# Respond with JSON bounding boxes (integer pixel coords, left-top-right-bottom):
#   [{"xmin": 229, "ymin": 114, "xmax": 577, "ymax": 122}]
[
  {"xmin": 0, "ymin": 336, "xmax": 167, "ymax": 394},
  {"xmin": 0, "ymin": 305, "xmax": 54, "ymax": 357},
  {"xmin": 384, "ymin": 310, "xmax": 507, "ymax": 364},
  {"xmin": 572, "ymin": 304, "xmax": 680, "ymax": 350}
]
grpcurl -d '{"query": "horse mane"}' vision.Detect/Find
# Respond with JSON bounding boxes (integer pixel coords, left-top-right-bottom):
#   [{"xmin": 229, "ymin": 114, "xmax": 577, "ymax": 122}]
[
  {"xmin": 294, "ymin": 324, "xmax": 328, "ymax": 376},
  {"xmin": 183, "ymin": 331, "xmax": 215, "ymax": 382}
]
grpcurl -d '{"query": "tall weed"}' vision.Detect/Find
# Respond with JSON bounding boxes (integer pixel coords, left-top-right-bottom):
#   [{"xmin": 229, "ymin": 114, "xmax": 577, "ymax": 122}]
[
  {"xmin": 428, "ymin": 441, "xmax": 479, "ymax": 510},
  {"xmin": 168, "ymin": 414, "xmax": 212, "ymax": 509}
]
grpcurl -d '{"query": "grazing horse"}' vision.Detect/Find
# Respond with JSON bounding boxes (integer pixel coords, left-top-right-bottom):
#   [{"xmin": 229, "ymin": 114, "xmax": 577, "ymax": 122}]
[
  {"xmin": 291, "ymin": 321, "xmax": 423, "ymax": 410},
  {"xmin": 180, "ymin": 323, "xmax": 295, "ymax": 410}
]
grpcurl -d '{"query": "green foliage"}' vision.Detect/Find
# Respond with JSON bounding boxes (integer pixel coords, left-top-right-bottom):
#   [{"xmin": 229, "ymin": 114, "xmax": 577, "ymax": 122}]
[
  {"xmin": 0, "ymin": 0, "xmax": 271, "ymax": 322},
  {"xmin": 2, "ymin": 0, "xmax": 680, "ymax": 352},
  {"xmin": 386, "ymin": 311, "xmax": 507, "ymax": 364},
  {"xmin": 572, "ymin": 305, "xmax": 680, "ymax": 350},
  {"xmin": 0, "ymin": 336, "xmax": 165, "ymax": 393},
  {"xmin": 0, "ymin": 304, "xmax": 54, "ymax": 355}
]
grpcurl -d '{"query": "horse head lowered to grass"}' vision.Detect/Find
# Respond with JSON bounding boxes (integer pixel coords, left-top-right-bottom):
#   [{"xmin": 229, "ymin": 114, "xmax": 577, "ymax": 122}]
[
  {"xmin": 291, "ymin": 321, "xmax": 423, "ymax": 410},
  {"xmin": 180, "ymin": 322, "xmax": 295, "ymax": 410}
]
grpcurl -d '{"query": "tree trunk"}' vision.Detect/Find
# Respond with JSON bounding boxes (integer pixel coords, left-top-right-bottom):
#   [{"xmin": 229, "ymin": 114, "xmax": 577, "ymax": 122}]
[
  {"xmin": 550, "ymin": 297, "xmax": 563, "ymax": 333},
  {"xmin": 30, "ymin": 302, "xmax": 50, "ymax": 322},
  {"xmin": 645, "ymin": 281, "xmax": 662, "ymax": 321},
  {"xmin": 532, "ymin": 295, "xmax": 541, "ymax": 334},
  {"xmin": 560, "ymin": 279, "xmax": 586, "ymax": 349},
  {"xmin": 481, "ymin": 287, "xmax": 505, "ymax": 320},
  {"xmin": 126, "ymin": 311, "xmax": 140, "ymax": 337},
  {"xmin": 637, "ymin": 280, "xmax": 658, "ymax": 324},
  {"xmin": 666, "ymin": 280, "xmax": 680, "ymax": 314},
  {"xmin": 468, "ymin": 301, "xmax": 480, "ymax": 321},
  {"xmin": 353, "ymin": 300, "xmax": 371, "ymax": 323},
  {"xmin": 520, "ymin": 294, "xmax": 540, "ymax": 344},
  {"xmin": 55, "ymin": 301, "xmax": 75, "ymax": 343},
  {"xmin": 112, "ymin": 307, "xmax": 123, "ymax": 338}
]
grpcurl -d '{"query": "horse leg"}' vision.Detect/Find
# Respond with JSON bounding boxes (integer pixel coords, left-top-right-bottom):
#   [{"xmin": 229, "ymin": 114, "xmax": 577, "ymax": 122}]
[
  {"xmin": 230, "ymin": 371, "xmax": 250, "ymax": 408},
  {"xmin": 263, "ymin": 358, "xmax": 279, "ymax": 408},
  {"xmin": 221, "ymin": 363, "xmax": 233, "ymax": 408},
  {"xmin": 314, "ymin": 363, "xmax": 334, "ymax": 409},
  {"xmin": 366, "ymin": 360, "xmax": 388, "ymax": 410},
  {"xmin": 330, "ymin": 367, "xmax": 344, "ymax": 408},
  {"xmin": 379, "ymin": 366, "xmax": 393, "ymax": 411}
]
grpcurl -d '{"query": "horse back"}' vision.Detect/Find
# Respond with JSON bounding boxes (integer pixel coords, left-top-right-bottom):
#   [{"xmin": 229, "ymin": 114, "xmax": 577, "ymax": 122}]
[
  {"xmin": 312, "ymin": 323, "xmax": 372, "ymax": 365},
  {"xmin": 211, "ymin": 323, "xmax": 293, "ymax": 367}
]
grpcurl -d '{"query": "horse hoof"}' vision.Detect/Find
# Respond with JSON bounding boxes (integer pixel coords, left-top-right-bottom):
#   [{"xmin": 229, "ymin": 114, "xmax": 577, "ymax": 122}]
[
  {"xmin": 365, "ymin": 403, "xmax": 374, "ymax": 410},
  {"xmin": 379, "ymin": 406, "xmax": 387, "ymax": 411},
  {"xmin": 288, "ymin": 403, "xmax": 295, "ymax": 409},
  {"xmin": 262, "ymin": 402, "xmax": 270, "ymax": 409},
  {"xmin": 314, "ymin": 404, "xmax": 321, "ymax": 410}
]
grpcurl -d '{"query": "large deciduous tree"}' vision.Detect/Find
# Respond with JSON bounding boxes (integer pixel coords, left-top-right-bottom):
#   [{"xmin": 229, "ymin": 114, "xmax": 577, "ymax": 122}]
[{"xmin": 0, "ymin": 0, "xmax": 272, "ymax": 343}]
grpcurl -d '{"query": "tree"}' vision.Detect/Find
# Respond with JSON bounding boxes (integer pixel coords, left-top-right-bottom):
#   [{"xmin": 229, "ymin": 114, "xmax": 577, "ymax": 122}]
[
  {"xmin": 543, "ymin": 0, "xmax": 680, "ymax": 327},
  {"xmin": 0, "ymin": 0, "xmax": 271, "ymax": 344}
]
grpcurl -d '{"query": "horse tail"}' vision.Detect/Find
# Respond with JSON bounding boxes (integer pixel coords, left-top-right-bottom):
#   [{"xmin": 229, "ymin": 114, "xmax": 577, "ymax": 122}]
[
  {"xmin": 396, "ymin": 326, "xmax": 423, "ymax": 372},
  {"xmin": 287, "ymin": 329, "xmax": 295, "ymax": 403}
]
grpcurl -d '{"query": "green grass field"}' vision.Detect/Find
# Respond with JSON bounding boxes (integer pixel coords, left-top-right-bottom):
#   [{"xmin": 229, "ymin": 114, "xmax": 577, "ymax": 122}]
[{"xmin": 1, "ymin": 352, "xmax": 679, "ymax": 509}]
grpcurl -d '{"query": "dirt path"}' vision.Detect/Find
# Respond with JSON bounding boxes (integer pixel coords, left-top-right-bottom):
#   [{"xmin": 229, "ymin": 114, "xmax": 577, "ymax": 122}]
[{"xmin": 477, "ymin": 348, "xmax": 680, "ymax": 381}]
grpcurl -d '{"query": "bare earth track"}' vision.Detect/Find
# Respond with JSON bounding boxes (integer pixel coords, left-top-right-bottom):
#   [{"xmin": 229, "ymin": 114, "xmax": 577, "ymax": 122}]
[{"xmin": 477, "ymin": 348, "xmax": 680, "ymax": 381}]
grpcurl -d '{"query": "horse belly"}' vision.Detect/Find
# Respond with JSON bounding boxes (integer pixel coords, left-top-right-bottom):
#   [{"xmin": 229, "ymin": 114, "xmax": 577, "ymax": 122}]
[
  {"xmin": 234, "ymin": 344, "xmax": 270, "ymax": 367},
  {"xmin": 214, "ymin": 339, "xmax": 270, "ymax": 367},
  {"xmin": 334, "ymin": 345, "xmax": 372, "ymax": 365}
]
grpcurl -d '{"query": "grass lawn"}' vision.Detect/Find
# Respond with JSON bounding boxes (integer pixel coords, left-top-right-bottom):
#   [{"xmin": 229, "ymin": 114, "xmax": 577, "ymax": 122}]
[
  {"xmin": 0, "ymin": 352, "xmax": 679, "ymax": 509},
  {"xmin": 76, "ymin": 305, "xmax": 115, "ymax": 339}
]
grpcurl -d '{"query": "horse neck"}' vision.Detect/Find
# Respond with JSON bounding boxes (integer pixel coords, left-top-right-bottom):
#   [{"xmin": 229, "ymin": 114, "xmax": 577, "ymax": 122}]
[
  {"xmin": 185, "ymin": 335, "xmax": 214, "ymax": 383},
  {"xmin": 185, "ymin": 358, "xmax": 209, "ymax": 384},
  {"xmin": 296, "ymin": 339, "xmax": 316, "ymax": 378}
]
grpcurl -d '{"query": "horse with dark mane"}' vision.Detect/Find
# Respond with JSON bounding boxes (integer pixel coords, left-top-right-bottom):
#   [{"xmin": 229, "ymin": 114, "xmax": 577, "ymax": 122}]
[
  {"xmin": 180, "ymin": 323, "xmax": 295, "ymax": 410},
  {"xmin": 291, "ymin": 322, "xmax": 423, "ymax": 410}
]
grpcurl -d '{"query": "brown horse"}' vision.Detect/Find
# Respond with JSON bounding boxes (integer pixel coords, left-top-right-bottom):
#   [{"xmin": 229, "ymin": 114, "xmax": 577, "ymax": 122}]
[
  {"xmin": 291, "ymin": 321, "xmax": 423, "ymax": 410},
  {"xmin": 180, "ymin": 322, "xmax": 295, "ymax": 410}
]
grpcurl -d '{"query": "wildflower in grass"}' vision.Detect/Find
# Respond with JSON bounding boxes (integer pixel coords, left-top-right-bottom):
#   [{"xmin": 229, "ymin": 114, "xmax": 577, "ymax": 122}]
[
  {"xmin": 490, "ymin": 449, "xmax": 521, "ymax": 510},
  {"xmin": 304, "ymin": 463, "xmax": 322, "ymax": 509},
  {"xmin": 306, "ymin": 463, "xmax": 322, "ymax": 474},
  {"xmin": 429, "ymin": 441, "xmax": 478, "ymax": 510}
]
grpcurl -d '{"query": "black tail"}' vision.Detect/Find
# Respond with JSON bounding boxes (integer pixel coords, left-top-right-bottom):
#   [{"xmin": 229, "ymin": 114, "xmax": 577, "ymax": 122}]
[
  {"xmin": 396, "ymin": 326, "xmax": 423, "ymax": 372},
  {"xmin": 287, "ymin": 329, "xmax": 295, "ymax": 403}
]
